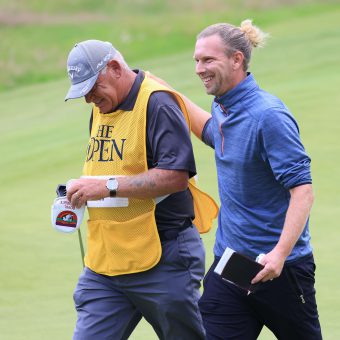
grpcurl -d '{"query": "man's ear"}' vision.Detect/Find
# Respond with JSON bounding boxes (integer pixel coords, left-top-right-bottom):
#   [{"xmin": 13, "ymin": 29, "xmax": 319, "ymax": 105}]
[
  {"xmin": 232, "ymin": 51, "xmax": 244, "ymax": 70},
  {"xmin": 107, "ymin": 60, "xmax": 121, "ymax": 78}
]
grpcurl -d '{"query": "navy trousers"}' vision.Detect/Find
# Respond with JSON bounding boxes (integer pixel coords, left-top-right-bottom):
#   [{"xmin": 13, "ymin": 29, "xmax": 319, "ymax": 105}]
[
  {"xmin": 73, "ymin": 225, "xmax": 206, "ymax": 340},
  {"xmin": 199, "ymin": 254, "xmax": 322, "ymax": 340}
]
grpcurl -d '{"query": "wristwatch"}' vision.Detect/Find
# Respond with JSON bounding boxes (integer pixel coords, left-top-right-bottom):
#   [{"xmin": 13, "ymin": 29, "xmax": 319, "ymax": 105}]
[{"xmin": 106, "ymin": 178, "xmax": 119, "ymax": 197}]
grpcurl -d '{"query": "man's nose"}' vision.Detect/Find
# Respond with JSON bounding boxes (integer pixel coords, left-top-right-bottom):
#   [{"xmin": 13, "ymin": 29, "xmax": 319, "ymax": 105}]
[{"xmin": 195, "ymin": 61, "xmax": 204, "ymax": 75}]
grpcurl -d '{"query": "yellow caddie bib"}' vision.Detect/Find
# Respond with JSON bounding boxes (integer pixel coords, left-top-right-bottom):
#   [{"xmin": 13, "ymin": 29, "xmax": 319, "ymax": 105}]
[{"xmin": 82, "ymin": 73, "xmax": 218, "ymax": 276}]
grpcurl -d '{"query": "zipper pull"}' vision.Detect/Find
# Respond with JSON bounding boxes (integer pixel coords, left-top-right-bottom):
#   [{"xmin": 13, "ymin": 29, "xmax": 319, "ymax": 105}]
[
  {"xmin": 300, "ymin": 294, "xmax": 306, "ymax": 304},
  {"xmin": 219, "ymin": 103, "xmax": 229, "ymax": 116},
  {"xmin": 219, "ymin": 123, "xmax": 224, "ymax": 156}
]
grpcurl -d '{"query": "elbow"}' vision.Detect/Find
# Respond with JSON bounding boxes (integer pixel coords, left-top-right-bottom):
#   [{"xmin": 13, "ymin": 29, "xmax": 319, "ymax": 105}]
[
  {"xmin": 171, "ymin": 172, "xmax": 189, "ymax": 192},
  {"xmin": 293, "ymin": 184, "xmax": 314, "ymax": 208},
  {"xmin": 307, "ymin": 186, "xmax": 314, "ymax": 207},
  {"xmin": 303, "ymin": 184, "xmax": 314, "ymax": 207},
  {"xmin": 174, "ymin": 177, "xmax": 189, "ymax": 192}
]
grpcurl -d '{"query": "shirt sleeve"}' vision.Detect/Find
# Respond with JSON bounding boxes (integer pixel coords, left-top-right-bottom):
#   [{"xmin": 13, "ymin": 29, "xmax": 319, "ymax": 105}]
[
  {"xmin": 146, "ymin": 91, "xmax": 196, "ymax": 178},
  {"xmin": 258, "ymin": 108, "xmax": 312, "ymax": 190},
  {"xmin": 201, "ymin": 117, "xmax": 215, "ymax": 149}
]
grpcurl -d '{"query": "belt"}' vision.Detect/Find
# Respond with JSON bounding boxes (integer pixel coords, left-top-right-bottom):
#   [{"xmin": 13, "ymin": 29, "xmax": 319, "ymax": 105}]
[{"xmin": 158, "ymin": 225, "xmax": 192, "ymax": 242}]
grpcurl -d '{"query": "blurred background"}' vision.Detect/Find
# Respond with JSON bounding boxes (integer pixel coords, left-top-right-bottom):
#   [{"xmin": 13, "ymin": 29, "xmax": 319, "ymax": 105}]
[{"xmin": 0, "ymin": 0, "xmax": 339, "ymax": 339}]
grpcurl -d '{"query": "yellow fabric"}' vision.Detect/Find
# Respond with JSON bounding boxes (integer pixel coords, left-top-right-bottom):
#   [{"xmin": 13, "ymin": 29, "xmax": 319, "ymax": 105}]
[
  {"xmin": 82, "ymin": 74, "xmax": 218, "ymax": 276},
  {"xmin": 82, "ymin": 78, "xmax": 162, "ymax": 276},
  {"xmin": 188, "ymin": 179, "xmax": 219, "ymax": 233}
]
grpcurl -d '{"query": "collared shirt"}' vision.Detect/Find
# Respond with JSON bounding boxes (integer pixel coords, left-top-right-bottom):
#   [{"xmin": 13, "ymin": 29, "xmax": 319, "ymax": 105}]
[
  {"xmin": 90, "ymin": 70, "xmax": 196, "ymax": 230},
  {"xmin": 202, "ymin": 73, "xmax": 312, "ymax": 261}
]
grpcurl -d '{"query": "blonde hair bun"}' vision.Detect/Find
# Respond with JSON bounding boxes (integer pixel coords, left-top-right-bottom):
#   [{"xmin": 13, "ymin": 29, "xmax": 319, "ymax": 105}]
[{"xmin": 240, "ymin": 19, "xmax": 269, "ymax": 48}]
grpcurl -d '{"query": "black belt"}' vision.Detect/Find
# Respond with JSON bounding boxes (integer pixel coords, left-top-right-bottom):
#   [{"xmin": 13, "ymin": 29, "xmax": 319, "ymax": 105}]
[{"xmin": 158, "ymin": 225, "xmax": 192, "ymax": 242}]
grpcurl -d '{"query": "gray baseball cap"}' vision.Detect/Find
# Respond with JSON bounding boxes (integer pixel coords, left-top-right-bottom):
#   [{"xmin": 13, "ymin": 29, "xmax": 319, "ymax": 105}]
[{"xmin": 65, "ymin": 40, "xmax": 117, "ymax": 101}]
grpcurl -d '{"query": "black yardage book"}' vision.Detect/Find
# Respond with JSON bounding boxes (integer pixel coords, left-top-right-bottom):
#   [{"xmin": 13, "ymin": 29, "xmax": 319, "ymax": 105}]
[{"xmin": 214, "ymin": 247, "xmax": 264, "ymax": 292}]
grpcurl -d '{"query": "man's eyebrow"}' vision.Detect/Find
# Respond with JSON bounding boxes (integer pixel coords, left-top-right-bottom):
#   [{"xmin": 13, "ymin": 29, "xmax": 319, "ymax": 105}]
[{"xmin": 194, "ymin": 55, "xmax": 215, "ymax": 60}]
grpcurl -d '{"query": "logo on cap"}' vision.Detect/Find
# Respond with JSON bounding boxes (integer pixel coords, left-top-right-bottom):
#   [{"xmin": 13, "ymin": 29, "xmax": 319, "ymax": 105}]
[
  {"xmin": 67, "ymin": 65, "xmax": 82, "ymax": 80},
  {"xmin": 56, "ymin": 211, "xmax": 77, "ymax": 228},
  {"xmin": 65, "ymin": 40, "xmax": 117, "ymax": 101}
]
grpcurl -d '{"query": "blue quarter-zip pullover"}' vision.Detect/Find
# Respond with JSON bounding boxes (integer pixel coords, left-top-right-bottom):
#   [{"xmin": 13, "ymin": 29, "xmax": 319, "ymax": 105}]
[{"xmin": 202, "ymin": 73, "xmax": 312, "ymax": 261}]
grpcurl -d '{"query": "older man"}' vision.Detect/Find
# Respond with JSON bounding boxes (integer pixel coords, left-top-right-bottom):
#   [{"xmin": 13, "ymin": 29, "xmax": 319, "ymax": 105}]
[{"xmin": 64, "ymin": 40, "xmax": 217, "ymax": 340}]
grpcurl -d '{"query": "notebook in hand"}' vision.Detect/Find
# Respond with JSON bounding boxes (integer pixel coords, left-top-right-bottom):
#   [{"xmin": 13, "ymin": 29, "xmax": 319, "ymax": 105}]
[{"xmin": 214, "ymin": 247, "xmax": 264, "ymax": 292}]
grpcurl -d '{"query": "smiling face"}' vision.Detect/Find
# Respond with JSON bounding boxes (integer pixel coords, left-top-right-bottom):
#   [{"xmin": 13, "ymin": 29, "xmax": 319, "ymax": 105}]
[
  {"xmin": 84, "ymin": 62, "xmax": 121, "ymax": 113},
  {"xmin": 194, "ymin": 34, "xmax": 244, "ymax": 97}
]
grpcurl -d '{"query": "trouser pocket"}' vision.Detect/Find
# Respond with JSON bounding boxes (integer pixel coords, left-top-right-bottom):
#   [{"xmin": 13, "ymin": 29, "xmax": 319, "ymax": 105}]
[
  {"xmin": 286, "ymin": 266, "xmax": 306, "ymax": 304},
  {"xmin": 285, "ymin": 255, "xmax": 316, "ymax": 305}
]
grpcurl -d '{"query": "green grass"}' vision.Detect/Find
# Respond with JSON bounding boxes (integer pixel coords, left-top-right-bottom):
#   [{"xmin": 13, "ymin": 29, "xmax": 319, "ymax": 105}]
[
  {"xmin": 1, "ymin": 2, "xmax": 340, "ymax": 339},
  {"xmin": 0, "ymin": 0, "xmax": 338, "ymax": 91}
]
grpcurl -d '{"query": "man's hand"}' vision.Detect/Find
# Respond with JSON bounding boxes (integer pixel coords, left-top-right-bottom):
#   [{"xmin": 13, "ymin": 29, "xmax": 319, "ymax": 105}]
[
  {"xmin": 66, "ymin": 178, "xmax": 108, "ymax": 209},
  {"xmin": 66, "ymin": 169, "xmax": 188, "ymax": 209},
  {"xmin": 145, "ymin": 71, "xmax": 174, "ymax": 89},
  {"xmin": 251, "ymin": 249, "xmax": 286, "ymax": 284}
]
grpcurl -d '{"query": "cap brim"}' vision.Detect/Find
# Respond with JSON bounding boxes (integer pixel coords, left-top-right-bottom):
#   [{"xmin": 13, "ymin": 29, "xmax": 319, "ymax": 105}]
[{"xmin": 64, "ymin": 72, "xmax": 99, "ymax": 101}]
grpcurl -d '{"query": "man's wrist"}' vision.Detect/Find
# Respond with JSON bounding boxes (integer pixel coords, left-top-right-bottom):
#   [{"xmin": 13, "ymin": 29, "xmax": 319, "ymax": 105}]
[
  {"xmin": 106, "ymin": 178, "xmax": 119, "ymax": 197},
  {"xmin": 273, "ymin": 243, "xmax": 291, "ymax": 260}
]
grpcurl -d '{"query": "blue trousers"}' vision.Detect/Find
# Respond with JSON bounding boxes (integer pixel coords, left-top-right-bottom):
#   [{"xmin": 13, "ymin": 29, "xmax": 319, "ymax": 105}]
[
  {"xmin": 199, "ymin": 254, "xmax": 322, "ymax": 340},
  {"xmin": 73, "ymin": 225, "xmax": 206, "ymax": 340}
]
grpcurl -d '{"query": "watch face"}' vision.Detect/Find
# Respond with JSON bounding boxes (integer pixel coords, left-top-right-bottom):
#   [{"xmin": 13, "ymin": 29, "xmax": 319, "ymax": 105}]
[{"xmin": 107, "ymin": 178, "xmax": 118, "ymax": 191}]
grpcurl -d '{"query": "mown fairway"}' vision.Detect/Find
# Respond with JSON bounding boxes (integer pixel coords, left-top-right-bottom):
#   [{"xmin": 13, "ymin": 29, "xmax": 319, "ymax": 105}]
[{"xmin": 0, "ymin": 1, "xmax": 339, "ymax": 339}]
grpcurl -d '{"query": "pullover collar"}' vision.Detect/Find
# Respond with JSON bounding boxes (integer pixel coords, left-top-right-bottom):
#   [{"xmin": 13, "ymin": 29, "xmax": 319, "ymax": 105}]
[{"xmin": 214, "ymin": 73, "xmax": 259, "ymax": 108}]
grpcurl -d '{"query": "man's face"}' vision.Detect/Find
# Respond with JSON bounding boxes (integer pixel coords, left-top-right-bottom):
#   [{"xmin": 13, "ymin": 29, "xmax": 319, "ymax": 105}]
[
  {"xmin": 194, "ymin": 34, "xmax": 235, "ymax": 97},
  {"xmin": 84, "ymin": 66, "xmax": 119, "ymax": 113}
]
